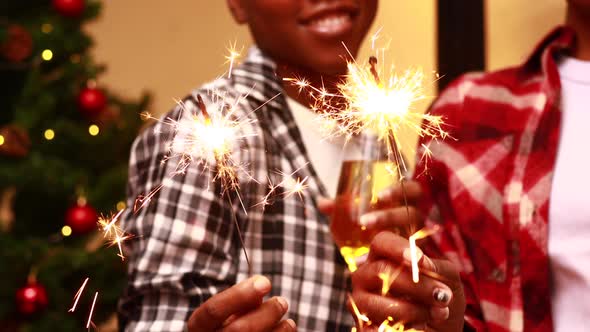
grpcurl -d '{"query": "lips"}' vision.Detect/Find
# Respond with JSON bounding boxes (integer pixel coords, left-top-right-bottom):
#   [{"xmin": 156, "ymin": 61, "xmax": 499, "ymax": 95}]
[{"xmin": 300, "ymin": 4, "xmax": 359, "ymax": 39}]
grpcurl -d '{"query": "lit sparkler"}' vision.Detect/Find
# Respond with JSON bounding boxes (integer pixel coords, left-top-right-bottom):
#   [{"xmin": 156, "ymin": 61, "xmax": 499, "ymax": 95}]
[
  {"xmin": 284, "ymin": 41, "xmax": 447, "ymax": 178},
  {"xmin": 408, "ymin": 225, "xmax": 440, "ymax": 283},
  {"xmin": 98, "ymin": 209, "xmax": 134, "ymax": 261}
]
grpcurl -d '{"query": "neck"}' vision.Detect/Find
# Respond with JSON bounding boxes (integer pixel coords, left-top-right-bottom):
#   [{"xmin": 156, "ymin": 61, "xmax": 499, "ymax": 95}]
[
  {"xmin": 566, "ymin": 4, "xmax": 590, "ymax": 60},
  {"xmin": 275, "ymin": 63, "xmax": 344, "ymax": 108}
]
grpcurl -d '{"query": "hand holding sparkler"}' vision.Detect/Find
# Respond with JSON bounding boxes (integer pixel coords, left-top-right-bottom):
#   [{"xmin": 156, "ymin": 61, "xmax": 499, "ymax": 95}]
[
  {"xmin": 349, "ymin": 231, "xmax": 465, "ymax": 332},
  {"xmin": 187, "ymin": 275, "xmax": 296, "ymax": 332}
]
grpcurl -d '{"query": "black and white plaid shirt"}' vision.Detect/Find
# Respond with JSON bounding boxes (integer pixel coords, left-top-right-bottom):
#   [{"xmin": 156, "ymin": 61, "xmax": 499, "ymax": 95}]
[{"xmin": 118, "ymin": 47, "xmax": 354, "ymax": 331}]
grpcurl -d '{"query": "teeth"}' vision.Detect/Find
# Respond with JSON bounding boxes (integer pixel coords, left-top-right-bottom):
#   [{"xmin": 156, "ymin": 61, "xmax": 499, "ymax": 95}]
[{"xmin": 310, "ymin": 14, "xmax": 350, "ymax": 30}]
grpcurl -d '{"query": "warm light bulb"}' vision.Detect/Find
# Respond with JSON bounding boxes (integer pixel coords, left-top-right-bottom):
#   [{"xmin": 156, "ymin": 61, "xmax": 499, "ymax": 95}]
[
  {"xmin": 61, "ymin": 225, "xmax": 72, "ymax": 237},
  {"xmin": 44, "ymin": 129, "xmax": 55, "ymax": 140},
  {"xmin": 41, "ymin": 23, "xmax": 53, "ymax": 34},
  {"xmin": 0, "ymin": 135, "xmax": 4, "ymax": 146},
  {"xmin": 42, "ymin": 49, "xmax": 53, "ymax": 61},
  {"xmin": 88, "ymin": 124, "xmax": 100, "ymax": 136}
]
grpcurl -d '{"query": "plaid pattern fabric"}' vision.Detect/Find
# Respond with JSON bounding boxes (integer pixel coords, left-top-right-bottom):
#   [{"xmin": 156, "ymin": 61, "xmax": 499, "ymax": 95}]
[
  {"xmin": 415, "ymin": 27, "xmax": 576, "ymax": 332},
  {"xmin": 117, "ymin": 47, "xmax": 354, "ymax": 331}
]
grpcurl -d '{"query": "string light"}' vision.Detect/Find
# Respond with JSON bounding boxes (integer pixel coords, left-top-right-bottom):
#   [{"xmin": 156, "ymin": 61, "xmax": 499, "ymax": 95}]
[
  {"xmin": 88, "ymin": 124, "xmax": 100, "ymax": 136},
  {"xmin": 0, "ymin": 134, "xmax": 4, "ymax": 146},
  {"xmin": 41, "ymin": 23, "xmax": 53, "ymax": 34},
  {"xmin": 116, "ymin": 201, "xmax": 126, "ymax": 211},
  {"xmin": 44, "ymin": 129, "xmax": 55, "ymax": 140},
  {"xmin": 61, "ymin": 225, "xmax": 72, "ymax": 237},
  {"xmin": 41, "ymin": 49, "xmax": 53, "ymax": 61}
]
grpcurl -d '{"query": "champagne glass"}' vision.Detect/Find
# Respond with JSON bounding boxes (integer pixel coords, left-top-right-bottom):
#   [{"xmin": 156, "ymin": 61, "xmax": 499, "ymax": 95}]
[{"xmin": 330, "ymin": 133, "xmax": 403, "ymax": 272}]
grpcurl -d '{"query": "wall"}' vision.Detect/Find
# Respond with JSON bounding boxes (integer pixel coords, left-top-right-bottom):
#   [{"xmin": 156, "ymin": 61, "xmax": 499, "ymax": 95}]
[{"xmin": 485, "ymin": 0, "xmax": 566, "ymax": 71}]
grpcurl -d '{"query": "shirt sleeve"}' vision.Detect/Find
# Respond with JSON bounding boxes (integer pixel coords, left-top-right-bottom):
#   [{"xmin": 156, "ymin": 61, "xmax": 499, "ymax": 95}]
[
  {"xmin": 413, "ymin": 75, "xmax": 486, "ymax": 331},
  {"xmin": 117, "ymin": 98, "xmax": 247, "ymax": 332}
]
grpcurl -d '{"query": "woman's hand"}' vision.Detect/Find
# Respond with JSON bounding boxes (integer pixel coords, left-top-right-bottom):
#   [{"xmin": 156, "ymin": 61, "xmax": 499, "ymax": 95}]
[{"xmin": 350, "ymin": 231, "xmax": 465, "ymax": 331}]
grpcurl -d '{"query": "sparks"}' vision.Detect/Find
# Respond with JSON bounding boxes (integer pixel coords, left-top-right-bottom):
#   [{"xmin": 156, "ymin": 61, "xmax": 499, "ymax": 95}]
[
  {"xmin": 408, "ymin": 225, "xmax": 440, "ymax": 283},
  {"xmin": 285, "ymin": 37, "xmax": 447, "ymax": 180},
  {"xmin": 225, "ymin": 41, "xmax": 243, "ymax": 78},
  {"xmin": 86, "ymin": 292, "xmax": 98, "ymax": 329},
  {"xmin": 68, "ymin": 277, "xmax": 89, "ymax": 313},
  {"xmin": 349, "ymin": 295, "xmax": 371, "ymax": 329},
  {"xmin": 98, "ymin": 209, "xmax": 134, "ymax": 260},
  {"xmin": 378, "ymin": 265, "xmax": 403, "ymax": 296},
  {"xmin": 255, "ymin": 164, "xmax": 310, "ymax": 209}
]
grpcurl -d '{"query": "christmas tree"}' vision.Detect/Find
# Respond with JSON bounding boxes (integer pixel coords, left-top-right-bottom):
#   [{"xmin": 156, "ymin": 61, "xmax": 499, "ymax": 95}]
[{"xmin": 0, "ymin": 0, "xmax": 148, "ymax": 330}]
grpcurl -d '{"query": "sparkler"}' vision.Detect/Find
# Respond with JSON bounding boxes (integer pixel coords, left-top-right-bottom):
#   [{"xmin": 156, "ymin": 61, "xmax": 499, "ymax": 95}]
[
  {"xmin": 255, "ymin": 164, "xmax": 310, "ymax": 209},
  {"xmin": 408, "ymin": 225, "xmax": 440, "ymax": 283},
  {"xmin": 98, "ymin": 209, "xmax": 134, "ymax": 261}
]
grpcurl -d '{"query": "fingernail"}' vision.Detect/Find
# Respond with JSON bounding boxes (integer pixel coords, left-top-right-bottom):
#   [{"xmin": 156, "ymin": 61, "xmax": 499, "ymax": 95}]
[
  {"xmin": 286, "ymin": 318, "xmax": 296, "ymax": 329},
  {"xmin": 402, "ymin": 247, "xmax": 422, "ymax": 263},
  {"xmin": 277, "ymin": 296, "xmax": 289, "ymax": 311},
  {"xmin": 433, "ymin": 288, "xmax": 451, "ymax": 305},
  {"xmin": 253, "ymin": 276, "xmax": 271, "ymax": 293},
  {"xmin": 377, "ymin": 187, "xmax": 393, "ymax": 201},
  {"xmin": 430, "ymin": 306, "xmax": 449, "ymax": 321},
  {"xmin": 355, "ymin": 253, "xmax": 368, "ymax": 266},
  {"xmin": 360, "ymin": 213, "xmax": 376, "ymax": 226}
]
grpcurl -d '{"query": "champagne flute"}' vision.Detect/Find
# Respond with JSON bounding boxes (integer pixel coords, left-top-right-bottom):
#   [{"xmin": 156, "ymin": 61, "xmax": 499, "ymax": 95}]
[{"xmin": 330, "ymin": 134, "xmax": 404, "ymax": 272}]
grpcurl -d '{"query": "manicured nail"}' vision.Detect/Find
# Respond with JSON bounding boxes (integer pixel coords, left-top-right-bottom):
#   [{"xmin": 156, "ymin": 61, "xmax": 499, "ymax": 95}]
[
  {"xmin": 433, "ymin": 288, "xmax": 451, "ymax": 305},
  {"xmin": 277, "ymin": 297, "xmax": 289, "ymax": 311},
  {"xmin": 377, "ymin": 187, "xmax": 393, "ymax": 201},
  {"xmin": 355, "ymin": 253, "xmax": 368, "ymax": 266},
  {"xmin": 286, "ymin": 318, "xmax": 296, "ymax": 329},
  {"xmin": 253, "ymin": 276, "xmax": 271, "ymax": 293},
  {"xmin": 360, "ymin": 213, "xmax": 377, "ymax": 226},
  {"xmin": 430, "ymin": 306, "xmax": 449, "ymax": 321}
]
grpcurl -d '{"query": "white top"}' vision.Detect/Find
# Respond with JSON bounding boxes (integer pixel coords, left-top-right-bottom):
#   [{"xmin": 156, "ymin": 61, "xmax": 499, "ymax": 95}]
[
  {"xmin": 286, "ymin": 96, "xmax": 361, "ymax": 198},
  {"xmin": 549, "ymin": 56, "xmax": 590, "ymax": 332}
]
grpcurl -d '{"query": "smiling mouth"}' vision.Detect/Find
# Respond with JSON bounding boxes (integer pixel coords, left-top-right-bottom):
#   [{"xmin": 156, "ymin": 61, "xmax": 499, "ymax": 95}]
[{"xmin": 302, "ymin": 11, "xmax": 357, "ymax": 38}]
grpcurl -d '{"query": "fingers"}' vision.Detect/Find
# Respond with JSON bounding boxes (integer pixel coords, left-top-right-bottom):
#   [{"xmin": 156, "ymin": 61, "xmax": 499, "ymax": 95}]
[
  {"xmin": 219, "ymin": 296, "xmax": 291, "ymax": 332},
  {"xmin": 272, "ymin": 319, "xmax": 297, "ymax": 332},
  {"xmin": 360, "ymin": 206, "xmax": 423, "ymax": 233},
  {"xmin": 352, "ymin": 260, "xmax": 453, "ymax": 308},
  {"xmin": 376, "ymin": 181, "xmax": 423, "ymax": 207},
  {"xmin": 350, "ymin": 289, "xmax": 430, "ymax": 325},
  {"xmin": 317, "ymin": 197, "xmax": 334, "ymax": 215},
  {"xmin": 187, "ymin": 275, "xmax": 272, "ymax": 331}
]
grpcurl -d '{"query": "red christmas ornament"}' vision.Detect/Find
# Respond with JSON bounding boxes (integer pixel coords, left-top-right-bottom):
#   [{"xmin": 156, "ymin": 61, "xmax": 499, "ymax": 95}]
[
  {"xmin": 52, "ymin": 0, "xmax": 85, "ymax": 18},
  {"xmin": 78, "ymin": 87, "xmax": 107, "ymax": 117},
  {"xmin": 0, "ymin": 25, "xmax": 33, "ymax": 63},
  {"xmin": 16, "ymin": 282, "xmax": 48, "ymax": 315},
  {"xmin": 65, "ymin": 202, "xmax": 98, "ymax": 234}
]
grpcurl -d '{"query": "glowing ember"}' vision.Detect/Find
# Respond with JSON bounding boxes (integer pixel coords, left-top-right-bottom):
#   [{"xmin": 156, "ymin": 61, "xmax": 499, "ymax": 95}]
[
  {"xmin": 409, "ymin": 226, "xmax": 440, "ymax": 283},
  {"xmin": 68, "ymin": 277, "xmax": 89, "ymax": 313}
]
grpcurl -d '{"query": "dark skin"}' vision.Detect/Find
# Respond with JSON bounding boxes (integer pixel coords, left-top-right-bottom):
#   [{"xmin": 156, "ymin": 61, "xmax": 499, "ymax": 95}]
[
  {"xmin": 567, "ymin": 0, "xmax": 590, "ymax": 60},
  {"xmin": 189, "ymin": 1, "xmax": 378, "ymax": 331}
]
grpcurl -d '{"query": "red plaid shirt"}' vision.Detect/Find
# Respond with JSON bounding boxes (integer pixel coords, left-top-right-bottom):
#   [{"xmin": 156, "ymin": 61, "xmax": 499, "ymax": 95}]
[{"xmin": 414, "ymin": 27, "xmax": 576, "ymax": 332}]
